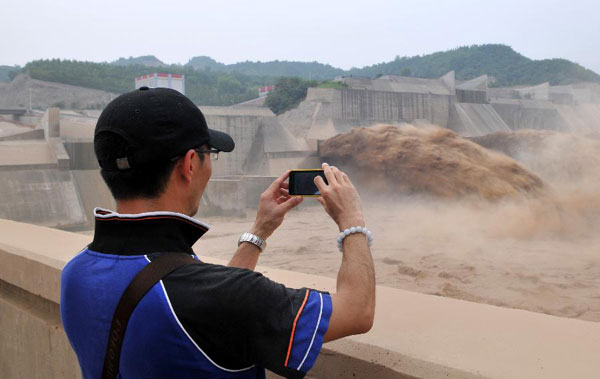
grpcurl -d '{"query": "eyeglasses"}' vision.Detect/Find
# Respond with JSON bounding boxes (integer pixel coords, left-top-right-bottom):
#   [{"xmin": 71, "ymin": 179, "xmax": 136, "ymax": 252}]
[{"xmin": 194, "ymin": 148, "xmax": 220, "ymax": 161}]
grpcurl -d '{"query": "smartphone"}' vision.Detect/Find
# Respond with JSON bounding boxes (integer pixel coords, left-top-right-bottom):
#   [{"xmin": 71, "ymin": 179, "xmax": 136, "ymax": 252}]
[{"xmin": 289, "ymin": 169, "xmax": 328, "ymax": 196}]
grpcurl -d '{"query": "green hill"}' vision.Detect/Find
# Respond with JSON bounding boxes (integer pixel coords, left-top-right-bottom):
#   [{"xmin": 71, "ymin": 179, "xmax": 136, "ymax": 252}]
[
  {"xmin": 186, "ymin": 56, "xmax": 226, "ymax": 71},
  {"xmin": 112, "ymin": 55, "xmax": 166, "ymax": 67},
  {"xmin": 347, "ymin": 45, "xmax": 600, "ymax": 86}
]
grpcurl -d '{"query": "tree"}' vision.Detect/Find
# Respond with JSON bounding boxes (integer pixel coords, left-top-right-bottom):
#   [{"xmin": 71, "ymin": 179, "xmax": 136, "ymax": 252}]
[{"xmin": 264, "ymin": 77, "xmax": 317, "ymax": 115}]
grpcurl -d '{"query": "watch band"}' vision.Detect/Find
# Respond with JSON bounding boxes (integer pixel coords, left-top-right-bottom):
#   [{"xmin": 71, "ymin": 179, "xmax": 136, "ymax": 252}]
[{"xmin": 238, "ymin": 232, "xmax": 267, "ymax": 252}]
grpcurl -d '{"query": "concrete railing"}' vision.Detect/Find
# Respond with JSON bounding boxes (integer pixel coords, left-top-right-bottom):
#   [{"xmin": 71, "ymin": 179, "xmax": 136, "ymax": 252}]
[{"xmin": 1, "ymin": 219, "xmax": 600, "ymax": 378}]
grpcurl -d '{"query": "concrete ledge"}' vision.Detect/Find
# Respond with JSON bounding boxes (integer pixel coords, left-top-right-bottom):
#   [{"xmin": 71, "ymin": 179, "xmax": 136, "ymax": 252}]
[{"xmin": 1, "ymin": 219, "xmax": 600, "ymax": 378}]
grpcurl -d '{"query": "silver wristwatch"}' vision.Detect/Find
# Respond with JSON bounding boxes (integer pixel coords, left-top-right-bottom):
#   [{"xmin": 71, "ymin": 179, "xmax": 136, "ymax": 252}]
[{"xmin": 238, "ymin": 232, "xmax": 267, "ymax": 252}]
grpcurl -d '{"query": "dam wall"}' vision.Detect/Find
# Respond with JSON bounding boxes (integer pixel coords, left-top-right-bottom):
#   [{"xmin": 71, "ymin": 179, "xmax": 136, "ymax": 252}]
[
  {"xmin": 2, "ymin": 219, "xmax": 600, "ymax": 378},
  {"xmin": 336, "ymin": 89, "xmax": 450, "ymax": 126},
  {"xmin": 281, "ymin": 87, "xmax": 452, "ymax": 141},
  {"xmin": 202, "ymin": 106, "xmax": 314, "ymax": 177}
]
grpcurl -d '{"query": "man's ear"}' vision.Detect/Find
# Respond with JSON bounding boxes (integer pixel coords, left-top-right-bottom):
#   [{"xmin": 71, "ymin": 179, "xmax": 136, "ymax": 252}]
[{"xmin": 177, "ymin": 149, "xmax": 196, "ymax": 184}]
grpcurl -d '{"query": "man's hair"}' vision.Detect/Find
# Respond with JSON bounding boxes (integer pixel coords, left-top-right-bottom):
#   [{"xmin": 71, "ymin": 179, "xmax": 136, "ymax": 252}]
[{"xmin": 96, "ymin": 132, "xmax": 202, "ymax": 200}]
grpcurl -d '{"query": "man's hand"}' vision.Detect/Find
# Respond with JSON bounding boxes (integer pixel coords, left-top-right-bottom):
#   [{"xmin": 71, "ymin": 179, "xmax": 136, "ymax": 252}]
[
  {"xmin": 314, "ymin": 163, "xmax": 365, "ymax": 231},
  {"xmin": 314, "ymin": 163, "xmax": 375, "ymax": 342},
  {"xmin": 251, "ymin": 170, "xmax": 303, "ymax": 240}
]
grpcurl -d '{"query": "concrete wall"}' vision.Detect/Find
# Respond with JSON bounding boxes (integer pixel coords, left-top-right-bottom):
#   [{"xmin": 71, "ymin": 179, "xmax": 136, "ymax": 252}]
[
  {"xmin": 280, "ymin": 88, "xmax": 452, "ymax": 142},
  {"xmin": 2, "ymin": 219, "xmax": 600, "ymax": 379},
  {"xmin": 202, "ymin": 106, "xmax": 312, "ymax": 177},
  {"xmin": 0, "ymin": 169, "xmax": 88, "ymax": 229},
  {"xmin": 491, "ymin": 99, "xmax": 565, "ymax": 131},
  {"xmin": 71, "ymin": 170, "xmax": 116, "ymax": 225},
  {"xmin": 199, "ymin": 178, "xmax": 247, "ymax": 217},
  {"xmin": 0, "ymin": 128, "xmax": 44, "ymax": 141},
  {"xmin": 456, "ymin": 89, "xmax": 486, "ymax": 104},
  {"xmin": 336, "ymin": 89, "xmax": 450, "ymax": 127},
  {"xmin": 62, "ymin": 140, "xmax": 99, "ymax": 170},
  {"xmin": 198, "ymin": 176, "xmax": 278, "ymax": 217},
  {"xmin": 448, "ymin": 103, "xmax": 512, "ymax": 137}
]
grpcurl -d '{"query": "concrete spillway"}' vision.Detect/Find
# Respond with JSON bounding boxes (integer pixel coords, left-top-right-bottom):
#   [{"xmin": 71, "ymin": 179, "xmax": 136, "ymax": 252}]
[
  {"xmin": 0, "ymin": 169, "xmax": 88, "ymax": 229},
  {"xmin": 491, "ymin": 99, "xmax": 564, "ymax": 131},
  {"xmin": 448, "ymin": 103, "xmax": 512, "ymax": 137}
]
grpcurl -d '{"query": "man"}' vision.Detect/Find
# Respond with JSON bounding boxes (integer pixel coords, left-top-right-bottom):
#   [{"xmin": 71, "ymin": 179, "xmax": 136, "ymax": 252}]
[{"xmin": 60, "ymin": 87, "xmax": 375, "ymax": 378}]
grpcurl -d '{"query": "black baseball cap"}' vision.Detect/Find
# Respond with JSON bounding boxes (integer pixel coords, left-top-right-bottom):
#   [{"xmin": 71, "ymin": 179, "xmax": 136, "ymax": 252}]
[{"xmin": 95, "ymin": 86, "xmax": 234, "ymax": 171}]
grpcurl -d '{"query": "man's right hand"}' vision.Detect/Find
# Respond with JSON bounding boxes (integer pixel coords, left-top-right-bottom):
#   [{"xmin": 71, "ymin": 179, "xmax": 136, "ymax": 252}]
[
  {"xmin": 315, "ymin": 162, "xmax": 375, "ymax": 342},
  {"xmin": 314, "ymin": 163, "xmax": 365, "ymax": 231}
]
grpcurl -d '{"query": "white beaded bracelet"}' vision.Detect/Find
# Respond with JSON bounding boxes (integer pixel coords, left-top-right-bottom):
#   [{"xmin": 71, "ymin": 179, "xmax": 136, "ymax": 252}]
[{"xmin": 337, "ymin": 226, "xmax": 373, "ymax": 252}]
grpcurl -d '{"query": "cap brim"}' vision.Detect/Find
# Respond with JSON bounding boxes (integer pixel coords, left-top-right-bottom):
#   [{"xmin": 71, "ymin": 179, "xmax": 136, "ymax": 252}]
[{"xmin": 208, "ymin": 129, "xmax": 235, "ymax": 152}]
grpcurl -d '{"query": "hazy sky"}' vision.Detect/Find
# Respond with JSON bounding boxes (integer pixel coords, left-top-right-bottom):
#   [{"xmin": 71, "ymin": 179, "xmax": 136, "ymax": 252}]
[{"xmin": 2, "ymin": 0, "xmax": 599, "ymax": 73}]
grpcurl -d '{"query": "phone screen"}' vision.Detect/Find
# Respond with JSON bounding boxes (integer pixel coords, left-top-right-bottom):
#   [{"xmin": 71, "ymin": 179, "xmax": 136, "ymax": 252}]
[{"xmin": 289, "ymin": 170, "xmax": 327, "ymax": 196}]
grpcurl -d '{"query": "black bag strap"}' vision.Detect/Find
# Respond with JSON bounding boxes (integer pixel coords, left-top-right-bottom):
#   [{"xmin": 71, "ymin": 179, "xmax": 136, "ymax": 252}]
[{"xmin": 102, "ymin": 253, "xmax": 198, "ymax": 379}]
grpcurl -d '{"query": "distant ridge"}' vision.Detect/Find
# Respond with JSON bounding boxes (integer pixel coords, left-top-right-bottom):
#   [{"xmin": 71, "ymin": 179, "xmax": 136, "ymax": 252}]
[
  {"xmin": 112, "ymin": 55, "xmax": 166, "ymax": 67},
  {"xmin": 107, "ymin": 45, "xmax": 599, "ymax": 86},
  {"xmin": 186, "ymin": 56, "xmax": 343, "ymax": 81},
  {"xmin": 348, "ymin": 45, "xmax": 600, "ymax": 86}
]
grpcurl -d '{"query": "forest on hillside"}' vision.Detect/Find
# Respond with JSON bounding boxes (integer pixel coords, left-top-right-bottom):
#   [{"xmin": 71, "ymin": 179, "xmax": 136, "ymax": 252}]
[
  {"xmin": 347, "ymin": 45, "xmax": 600, "ymax": 86},
  {"xmin": 23, "ymin": 60, "xmax": 274, "ymax": 106}
]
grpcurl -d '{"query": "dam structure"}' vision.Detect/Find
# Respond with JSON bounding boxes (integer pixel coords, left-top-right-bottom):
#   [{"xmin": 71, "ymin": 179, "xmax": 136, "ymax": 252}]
[
  {"xmin": 278, "ymin": 72, "xmax": 600, "ymax": 142},
  {"xmin": 0, "ymin": 72, "xmax": 599, "ymax": 229}
]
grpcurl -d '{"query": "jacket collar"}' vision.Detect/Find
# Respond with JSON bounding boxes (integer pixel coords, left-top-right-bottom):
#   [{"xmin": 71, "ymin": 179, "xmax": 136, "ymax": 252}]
[{"xmin": 88, "ymin": 207, "xmax": 210, "ymax": 256}]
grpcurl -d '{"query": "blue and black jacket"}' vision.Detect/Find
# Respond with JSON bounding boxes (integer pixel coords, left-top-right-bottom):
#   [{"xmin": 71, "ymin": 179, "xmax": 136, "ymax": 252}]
[{"xmin": 60, "ymin": 208, "xmax": 332, "ymax": 378}]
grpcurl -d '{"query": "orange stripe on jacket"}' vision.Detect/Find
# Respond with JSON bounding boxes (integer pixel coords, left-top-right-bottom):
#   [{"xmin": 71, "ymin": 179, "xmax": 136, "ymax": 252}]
[{"xmin": 284, "ymin": 289, "xmax": 310, "ymax": 367}]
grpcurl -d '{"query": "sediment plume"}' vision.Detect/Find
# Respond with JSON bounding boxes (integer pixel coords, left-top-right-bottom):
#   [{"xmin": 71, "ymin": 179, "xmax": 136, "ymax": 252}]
[
  {"xmin": 470, "ymin": 129, "xmax": 600, "ymax": 186},
  {"xmin": 320, "ymin": 124, "xmax": 545, "ymax": 200}
]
